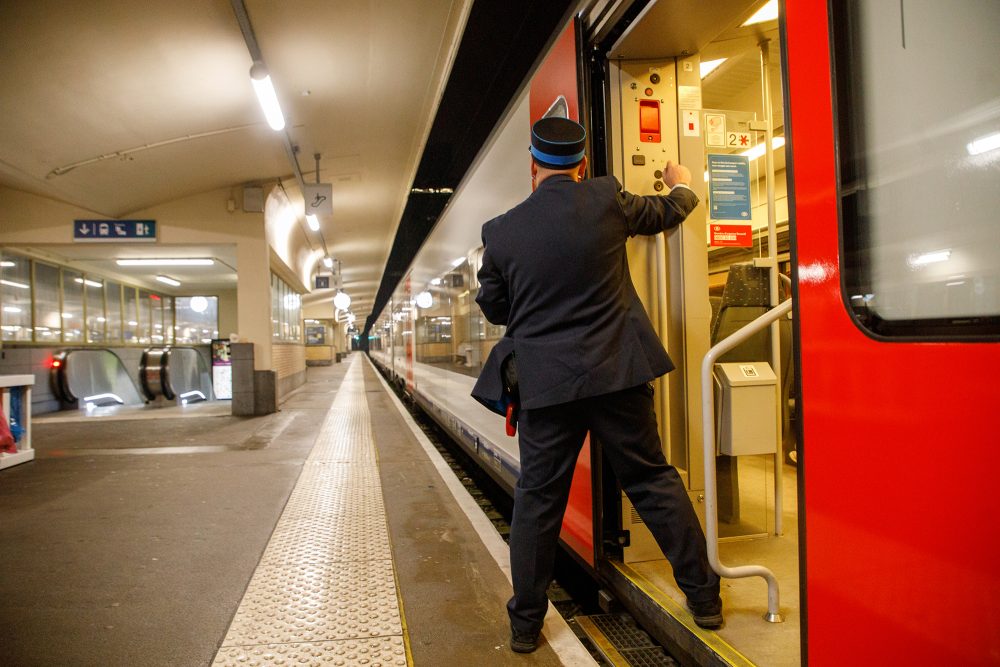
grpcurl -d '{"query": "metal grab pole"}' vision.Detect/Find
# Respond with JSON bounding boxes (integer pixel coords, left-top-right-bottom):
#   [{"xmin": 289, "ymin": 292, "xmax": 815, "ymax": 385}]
[{"xmin": 701, "ymin": 298, "xmax": 792, "ymax": 623}]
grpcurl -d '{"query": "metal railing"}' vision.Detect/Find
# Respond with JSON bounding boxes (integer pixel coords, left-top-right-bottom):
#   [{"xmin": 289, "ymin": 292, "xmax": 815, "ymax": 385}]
[{"xmin": 700, "ymin": 298, "xmax": 792, "ymax": 623}]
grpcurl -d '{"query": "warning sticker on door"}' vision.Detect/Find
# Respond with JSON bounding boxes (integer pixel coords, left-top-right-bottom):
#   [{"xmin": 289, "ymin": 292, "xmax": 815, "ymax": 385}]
[
  {"xmin": 739, "ymin": 364, "xmax": 759, "ymax": 378},
  {"xmin": 710, "ymin": 223, "xmax": 753, "ymax": 247}
]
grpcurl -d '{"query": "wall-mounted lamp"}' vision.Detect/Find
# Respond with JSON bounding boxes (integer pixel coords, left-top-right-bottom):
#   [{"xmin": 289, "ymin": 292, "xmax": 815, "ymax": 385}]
[{"xmin": 250, "ymin": 61, "xmax": 285, "ymax": 131}]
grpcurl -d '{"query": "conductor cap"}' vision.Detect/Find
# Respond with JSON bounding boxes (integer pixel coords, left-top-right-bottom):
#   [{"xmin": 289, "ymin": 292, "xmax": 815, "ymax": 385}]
[{"xmin": 530, "ymin": 117, "xmax": 586, "ymax": 169}]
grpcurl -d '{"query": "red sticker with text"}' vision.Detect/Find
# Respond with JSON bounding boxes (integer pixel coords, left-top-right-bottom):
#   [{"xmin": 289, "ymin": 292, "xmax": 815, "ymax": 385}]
[{"xmin": 710, "ymin": 224, "xmax": 753, "ymax": 247}]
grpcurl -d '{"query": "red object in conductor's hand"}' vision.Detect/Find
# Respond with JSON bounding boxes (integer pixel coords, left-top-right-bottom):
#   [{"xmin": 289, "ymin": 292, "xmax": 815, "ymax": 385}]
[{"xmin": 505, "ymin": 403, "xmax": 518, "ymax": 437}]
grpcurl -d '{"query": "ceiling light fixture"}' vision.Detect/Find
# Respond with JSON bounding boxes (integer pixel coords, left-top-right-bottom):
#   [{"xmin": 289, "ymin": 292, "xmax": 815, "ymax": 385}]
[
  {"xmin": 156, "ymin": 275, "xmax": 181, "ymax": 287},
  {"xmin": 743, "ymin": 0, "xmax": 778, "ymax": 26},
  {"xmin": 116, "ymin": 259, "xmax": 214, "ymax": 267},
  {"xmin": 740, "ymin": 136, "xmax": 785, "ymax": 161},
  {"xmin": 967, "ymin": 131, "xmax": 1000, "ymax": 156},
  {"xmin": 322, "ymin": 257, "xmax": 334, "ymax": 268},
  {"xmin": 74, "ymin": 277, "xmax": 103, "ymax": 288},
  {"xmin": 334, "ymin": 291, "xmax": 352, "ymax": 311},
  {"xmin": 306, "ymin": 213, "xmax": 320, "ymax": 231},
  {"xmin": 700, "ymin": 58, "xmax": 727, "ymax": 78},
  {"xmin": 250, "ymin": 62, "xmax": 285, "ymax": 131}
]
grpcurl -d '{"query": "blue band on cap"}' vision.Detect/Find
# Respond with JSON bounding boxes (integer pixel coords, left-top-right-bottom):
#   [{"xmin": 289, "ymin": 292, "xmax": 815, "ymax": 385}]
[{"xmin": 530, "ymin": 145, "xmax": 586, "ymax": 165}]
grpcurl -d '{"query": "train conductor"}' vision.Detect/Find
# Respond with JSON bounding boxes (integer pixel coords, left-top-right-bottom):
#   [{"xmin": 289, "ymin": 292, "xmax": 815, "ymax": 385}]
[{"xmin": 472, "ymin": 116, "xmax": 723, "ymax": 654}]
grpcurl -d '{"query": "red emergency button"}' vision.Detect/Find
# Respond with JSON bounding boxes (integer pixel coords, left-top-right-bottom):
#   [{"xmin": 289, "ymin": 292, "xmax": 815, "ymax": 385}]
[{"xmin": 639, "ymin": 99, "xmax": 660, "ymax": 143}]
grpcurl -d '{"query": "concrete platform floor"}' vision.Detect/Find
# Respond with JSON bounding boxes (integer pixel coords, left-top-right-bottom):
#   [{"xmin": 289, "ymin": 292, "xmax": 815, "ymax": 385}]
[{"xmin": 0, "ymin": 357, "xmax": 578, "ymax": 666}]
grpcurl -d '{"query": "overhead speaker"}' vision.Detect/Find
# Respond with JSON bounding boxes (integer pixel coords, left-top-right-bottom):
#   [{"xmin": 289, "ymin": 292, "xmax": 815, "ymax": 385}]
[{"xmin": 242, "ymin": 186, "xmax": 264, "ymax": 212}]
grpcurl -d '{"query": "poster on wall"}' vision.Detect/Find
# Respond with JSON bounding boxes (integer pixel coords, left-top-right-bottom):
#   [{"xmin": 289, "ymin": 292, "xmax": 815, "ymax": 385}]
[
  {"xmin": 306, "ymin": 325, "xmax": 326, "ymax": 345},
  {"xmin": 211, "ymin": 339, "xmax": 232, "ymax": 400}
]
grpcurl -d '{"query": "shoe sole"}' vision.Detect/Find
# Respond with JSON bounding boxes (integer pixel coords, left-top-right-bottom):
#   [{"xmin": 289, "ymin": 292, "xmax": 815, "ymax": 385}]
[
  {"xmin": 692, "ymin": 612, "xmax": 724, "ymax": 629},
  {"xmin": 511, "ymin": 642, "xmax": 537, "ymax": 653}
]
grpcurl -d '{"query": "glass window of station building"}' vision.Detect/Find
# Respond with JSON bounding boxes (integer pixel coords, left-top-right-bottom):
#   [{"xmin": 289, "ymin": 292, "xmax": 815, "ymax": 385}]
[
  {"xmin": 271, "ymin": 273, "xmax": 302, "ymax": 343},
  {"xmin": 0, "ymin": 249, "xmax": 217, "ymax": 346}
]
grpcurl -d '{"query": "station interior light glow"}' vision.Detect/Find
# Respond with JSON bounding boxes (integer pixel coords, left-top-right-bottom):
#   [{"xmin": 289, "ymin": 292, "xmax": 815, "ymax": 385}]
[{"xmin": 250, "ymin": 62, "xmax": 285, "ymax": 131}]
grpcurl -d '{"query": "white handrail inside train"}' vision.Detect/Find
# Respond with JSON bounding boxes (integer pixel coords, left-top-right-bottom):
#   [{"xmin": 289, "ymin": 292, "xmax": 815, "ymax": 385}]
[{"xmin": 701, "ymin": 297, "xmax": 792, "ymax": 623}]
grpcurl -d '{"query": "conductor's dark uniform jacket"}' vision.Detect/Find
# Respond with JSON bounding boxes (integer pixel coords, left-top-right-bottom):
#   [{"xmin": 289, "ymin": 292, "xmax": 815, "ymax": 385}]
[{"xmin": 471, "ymin": 174, "xmax": 698, "ymax": 410}]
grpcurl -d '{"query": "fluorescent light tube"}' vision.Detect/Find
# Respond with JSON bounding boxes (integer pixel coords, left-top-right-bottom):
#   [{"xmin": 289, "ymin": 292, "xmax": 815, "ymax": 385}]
[
  {"xmin": 306, "ymin": 213, "xmax": 320, "ymax": 231},
  {"xmin": 156, "ymin": 275, "xmax": 181, "ymax": 287},
  {"xmin": 250, "ymin": 62, "xmax": 285, "ymax": 131},
  {"xmin": 740, "ymin": 136, "xmax": 785, "ymax": 161},
  {"xmin": 116, "ymin": 259, "xmax": 214, "ymax": 266},
  {"xmin": 743, "ymin": 0, "xmax": 778, "ymax": 26},
  {"xmin": 700, "ymin": 58, "xmax": 726, "ymax": 78},
  {"xmin": 967, "ymin": 131, "xmax": 1000, "ymax": 156}
]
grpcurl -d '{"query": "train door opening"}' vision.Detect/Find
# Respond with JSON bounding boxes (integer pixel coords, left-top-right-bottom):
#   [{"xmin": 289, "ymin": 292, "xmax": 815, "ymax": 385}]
[{"xmin": 588, "ymin": 1, "xmax": 800, "ymax": 665}]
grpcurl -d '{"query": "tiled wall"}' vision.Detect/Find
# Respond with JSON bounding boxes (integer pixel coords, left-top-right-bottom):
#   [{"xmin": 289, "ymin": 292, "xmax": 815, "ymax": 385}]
[{"xmin": 273, "ymin": 343, "xmax": 306, "ymax": 401}]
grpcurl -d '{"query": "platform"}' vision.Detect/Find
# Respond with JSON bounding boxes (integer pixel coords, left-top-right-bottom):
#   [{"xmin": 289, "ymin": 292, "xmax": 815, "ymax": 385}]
[{"xmin": 0, "ymin": 355, "xmax": 594, "ymax": 666}]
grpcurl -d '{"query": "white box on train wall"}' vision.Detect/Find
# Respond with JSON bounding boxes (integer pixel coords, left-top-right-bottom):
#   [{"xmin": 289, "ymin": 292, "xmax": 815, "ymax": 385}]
[{"xmin": 713, "ymin": 362, "xmax": 777, "ymax": 456}]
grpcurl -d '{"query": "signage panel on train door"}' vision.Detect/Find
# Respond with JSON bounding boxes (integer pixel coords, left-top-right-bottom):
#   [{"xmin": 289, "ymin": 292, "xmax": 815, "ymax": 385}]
[{"xmin": 707, "ymin": 154, "xmax": 751, "ymax": 220}]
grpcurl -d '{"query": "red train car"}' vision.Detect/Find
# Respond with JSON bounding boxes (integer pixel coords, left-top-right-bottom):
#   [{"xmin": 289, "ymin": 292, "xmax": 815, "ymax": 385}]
[
  {"xmin": 372, "ymin": 1, "xmax": 999, "ymax": 664},
  {"xmin": 786, "ymin": 1, "xmax": 1000, "ymax": 664}
]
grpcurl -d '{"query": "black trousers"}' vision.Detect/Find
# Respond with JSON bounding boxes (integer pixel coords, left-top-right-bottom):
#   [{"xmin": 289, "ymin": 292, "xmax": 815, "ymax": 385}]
[{"xmin": 507, "ymin": 383, "xmax": 720, "ymax": 634}]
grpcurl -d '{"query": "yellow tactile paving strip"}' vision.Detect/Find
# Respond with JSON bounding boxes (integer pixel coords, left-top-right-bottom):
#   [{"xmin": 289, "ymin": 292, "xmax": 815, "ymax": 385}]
[{"xmin": 213, "ymin": 358, "xmax": 407, "ymax": 666}]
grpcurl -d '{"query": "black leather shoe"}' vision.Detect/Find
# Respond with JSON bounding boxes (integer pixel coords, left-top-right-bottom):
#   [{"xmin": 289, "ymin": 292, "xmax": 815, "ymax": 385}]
[
  {"xmin": 687, "ymin": 598, "xmax": 724, "ymax": 629},
  {"xmin": 510, "ymin": 629, "xmax": 540, "ymax": 653}
]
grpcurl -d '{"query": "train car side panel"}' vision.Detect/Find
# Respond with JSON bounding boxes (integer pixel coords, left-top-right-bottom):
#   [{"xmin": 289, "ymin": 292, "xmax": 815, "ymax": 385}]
[{"xmin": 785, "ymin": 1, "xmax": 1000, "ymax": 664}]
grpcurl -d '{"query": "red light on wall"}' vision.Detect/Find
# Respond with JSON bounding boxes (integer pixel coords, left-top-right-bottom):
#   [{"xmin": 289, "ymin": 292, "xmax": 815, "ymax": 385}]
[
  {"xmin": 51, "ymin": 359, "xmax": 62, "ymax": 368},
  {"xmin": 639, "ymin": 99, "xmax": 661, "ymax": 143},
  {"xmin": 150, "ymin": 294, "xmax": 161, "ymax": 301}
]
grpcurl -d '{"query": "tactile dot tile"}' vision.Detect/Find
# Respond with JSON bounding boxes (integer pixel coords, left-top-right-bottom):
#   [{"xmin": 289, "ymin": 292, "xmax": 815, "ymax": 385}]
[
  {"xmin": 221, "ymin": 560, "xmax": 401, "ymax": 646},
  {"xmin": 295, "ymin": 462, "xmax": 382, "ymax": 488},
  {"xmin": 262, "ymin": 518, "xmax": 391, "ymax": 564},
  {"xmin": 215, "ymin": 360, "xmax": 406, "ymax": 663},
  {"xmin": 213, "ymin": 636, "xmax": 407, "ymax": 666},
  {"xmin": 279, "ymin": 491, "xmax": 386, "ymax": 520}
]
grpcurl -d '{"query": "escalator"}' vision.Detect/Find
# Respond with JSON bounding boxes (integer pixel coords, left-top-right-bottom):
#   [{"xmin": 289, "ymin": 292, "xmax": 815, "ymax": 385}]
[{"xmin": 52, "ymin": 346, "xmax": 215, "ymax": 409}]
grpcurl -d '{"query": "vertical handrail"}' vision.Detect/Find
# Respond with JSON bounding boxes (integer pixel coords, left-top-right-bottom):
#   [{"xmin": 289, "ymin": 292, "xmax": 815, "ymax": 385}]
[{"xmin": 701, "ymin": 298, "xmax": 792, "ymax": 623}]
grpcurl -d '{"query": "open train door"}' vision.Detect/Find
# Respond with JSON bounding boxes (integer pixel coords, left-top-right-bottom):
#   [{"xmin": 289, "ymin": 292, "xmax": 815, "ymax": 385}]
[{"xmin": 582, "ymin": 1, "xmax": 801, "ymax": 665}]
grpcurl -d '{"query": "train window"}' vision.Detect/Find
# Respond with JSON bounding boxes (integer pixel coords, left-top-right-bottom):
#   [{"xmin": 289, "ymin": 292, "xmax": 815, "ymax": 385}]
[{"xmin": 833, "ymin": 1, "xmax": 1000, "ymax": 338}]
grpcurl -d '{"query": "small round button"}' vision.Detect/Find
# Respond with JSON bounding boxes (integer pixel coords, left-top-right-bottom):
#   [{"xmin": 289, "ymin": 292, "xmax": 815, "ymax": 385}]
[
  {"xmin": 650, "ymin": 72, "xmax": 661, "ymax": 84},
  {"xmin": 654, "ymin": 169, "xmax": 663, "ymax": 180},
  {"xmin": 653, "ymin": 181, "xmax": 664, "ymax": 192}
]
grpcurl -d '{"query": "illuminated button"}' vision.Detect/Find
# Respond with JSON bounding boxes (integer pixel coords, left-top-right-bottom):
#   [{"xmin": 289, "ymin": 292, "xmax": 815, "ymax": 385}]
[{"xmin": 639, "ymin": 100, "xmax": 661, "ymax": 143}]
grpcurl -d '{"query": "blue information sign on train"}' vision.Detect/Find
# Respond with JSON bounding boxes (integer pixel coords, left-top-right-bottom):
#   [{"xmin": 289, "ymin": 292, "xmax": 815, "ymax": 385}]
[
  {"xmin": 707, "ymin": 154, "xmax": 751, "ymax": 221},
  {"xmin": 74, "ymin": 219, "xmax": 157, "ymax": 242}
]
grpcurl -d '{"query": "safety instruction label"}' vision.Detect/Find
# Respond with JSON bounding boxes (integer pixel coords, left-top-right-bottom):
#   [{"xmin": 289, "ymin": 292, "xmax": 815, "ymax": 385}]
[
  {"xmin": 710, "ymin": 223, "xmax": 753, "ymax": 247},
  {"xmin": 707, "ymin": 154, "xmax": 751, "ymax": 221},
  {"xmin": 705, "ymin": 113, "xmax": 726, "ymax": 147}
]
